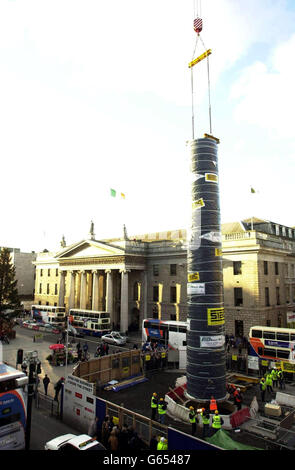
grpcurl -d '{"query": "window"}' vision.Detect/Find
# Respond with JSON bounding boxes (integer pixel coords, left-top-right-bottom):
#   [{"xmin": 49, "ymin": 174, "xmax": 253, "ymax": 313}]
[
  {"xmin": 275, "ymin": 262, "xmax": 279, "ymax": 275},
  {"xmin": 133, "ymin": 282, "xmax": 139, "ymax": 301},
  {"xmin": 233, "ymin": 261, "xmax": 242, "ymax": 275},
  {"xmin": 170, "ymin": 286, "xmax": 177, "ymax": 303},
  {"xmin": 169, "ymin": 325, "xmax": 178, "ymax": 332},
  {"xmin": 40, "ymin": 269, "xmax": 43, "ymax": 277},
  {"xmin": 153, "ymin": 265, "xmax": 159, "ymax": 276},
  {"xmin": 263, "ymin": 348, "xmax": 276, "ymax": 358},
  {"xmin": 265, "ymin": 287, "xmax": 270, "ymax": 307},
  {"xmin": 56, "ymin": 268, "xmax": 58, "ymax": 276},
  {"xmin": 55, "ymin": 284, "xmax": 58, "ymax": 295},
  {"xmin": 234, "ymin": 287, "xmax": 243, "ymax": 306},
  {"xmin": 48, "ymin": 269, "xmax": 50, "ymax": 276},
  {"xmin": 39, "ymin": 283, "xmax": 42, "ymax": 294},
  {"xmin": 277, "ymin": 333, "xmax": 289, "ymax": 341},
  {"xmin": 277, "ymin": 350, "xmax": 290, "ymax": 359},
  {"xmin": 153, "ymin": 286, "xmax": 159, "ymax": 302},
  {"xmin": 263, "ymin": 331, "xmax": 275, "ymax": 339},
  {"xmin": 264, "ymin": 261, "xmax": 268, "ymax": 275},
  {"xmin": 170, "ymin": 264, "xmax": 177, "ymax": 276},
  {"xmin": 170, "ymin": 314, "xmax": 176, "ymax": 321},
  {"xmin": 276, "ymin": 286, "xmax": 280, "ymax": 305},
  {"xmin": 47, "ymin": 284, "xmax": 50, "ymax": 295},
  {"xmin": 251, "ymin": 329, "xmax": 262, "ymax": 338}
]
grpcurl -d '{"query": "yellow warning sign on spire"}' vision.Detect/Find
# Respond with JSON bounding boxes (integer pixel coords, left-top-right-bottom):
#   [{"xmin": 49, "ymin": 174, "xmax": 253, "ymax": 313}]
[{"xmin": 188, "ymin": 49, "xmax": 212, "ymax": 68}]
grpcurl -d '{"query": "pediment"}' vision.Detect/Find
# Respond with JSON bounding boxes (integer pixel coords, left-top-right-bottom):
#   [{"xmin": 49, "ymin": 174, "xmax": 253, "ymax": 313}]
[{"xmin": 55, "ymin": 239, "xmax": 125, "ymax": 260}]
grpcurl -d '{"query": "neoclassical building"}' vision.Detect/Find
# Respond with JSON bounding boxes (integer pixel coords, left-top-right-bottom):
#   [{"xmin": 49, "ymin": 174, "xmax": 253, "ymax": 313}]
[
  {"xmin": 33, "ymin": 225, "xmax": 187, "ymax": 333},
  {"xmin": 33, "ymin": 219, "xmax": 295, "ymax": 336}
]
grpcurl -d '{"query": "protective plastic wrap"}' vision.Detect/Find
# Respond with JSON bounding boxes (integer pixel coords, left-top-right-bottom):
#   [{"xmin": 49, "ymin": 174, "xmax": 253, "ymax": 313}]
[{"xmin": 186, "ymin": 137, "xmax": 226, "ymax": 401}]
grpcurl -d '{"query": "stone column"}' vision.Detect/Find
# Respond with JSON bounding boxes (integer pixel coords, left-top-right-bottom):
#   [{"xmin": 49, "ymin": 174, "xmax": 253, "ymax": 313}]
[
  {"xmin": 80, "ymin": 271, "xmax": 87, "ymax": 310},
  {"xmin": 141, "ymin": 270, "xmax": 148, "ymax": 324},
  {"xmin": 68, "ymin": 271, "xmax": 76, "ymax": 310},
  {"xmin": 176, "ymin": 283, "xmax": 181, "ymax": 321},
  {"xmin": 158, "ymin": 283, "xmax": 163, "ymax": 320},
  {"xmin": 58, "ymin": 271, "xmax": 66, "ymax": 307},
  {"xmin": 120, "ymin": 269, "xmax": 130, "ymax": 333},
  {"xmin": 92, "ymin": 270, "xmax": 99, "ymax": 311},
  {"xmin": 105, "ymin": 269, "xmax": 114, "ymax": 324}
]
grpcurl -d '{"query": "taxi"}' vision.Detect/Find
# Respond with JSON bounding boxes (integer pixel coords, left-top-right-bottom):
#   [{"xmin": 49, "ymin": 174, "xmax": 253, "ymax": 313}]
[{"xmin": 44, "ymin": 434, "xmax": 106, "ymax": 451}]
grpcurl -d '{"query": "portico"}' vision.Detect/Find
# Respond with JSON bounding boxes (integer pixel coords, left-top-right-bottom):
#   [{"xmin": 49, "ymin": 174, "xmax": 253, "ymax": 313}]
[{"xmin": 54, "ymin": 239, "xmax": 146, "ymax": 332}]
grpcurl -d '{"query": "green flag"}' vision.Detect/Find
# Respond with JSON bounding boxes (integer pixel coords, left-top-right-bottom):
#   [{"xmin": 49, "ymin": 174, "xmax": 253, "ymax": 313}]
[
  {"xmin": 110, "ymin": 188, "xmax": 116, "ymax": 197},
  {"xmin": 250, "ymin": 187, "xmax": 256, "ymax": 194}
]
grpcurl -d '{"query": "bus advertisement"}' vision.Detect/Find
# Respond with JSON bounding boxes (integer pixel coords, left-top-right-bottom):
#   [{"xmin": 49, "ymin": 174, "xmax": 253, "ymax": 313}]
[
  {"xmin": 142, "ymin": 319, "xmax": 187, "ymax": 350},
  {"xmin": 0, "ymin": 362, "xmax": 28, "ymax": 450},
  {"xmin": 31, "ymin": 305, "xmax": 66, "ymax": 327}
]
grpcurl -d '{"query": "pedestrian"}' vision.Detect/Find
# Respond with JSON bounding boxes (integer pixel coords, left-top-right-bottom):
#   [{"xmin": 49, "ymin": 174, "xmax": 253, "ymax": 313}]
[
  {"xmin": 104, "ymin": 342, "xmax": 109, "ymax": 355},
  {"xmin": 188, "ymin": 406, "xmax": 198, "ymax": 436},
  {"xmin": 88, "ymin": 416, "xmax": 99, "ymax": 438},
  {"xmin": 151, "ymin": 392, "xmax": 158, "ymax": 421},
  {"xmin": 259, "ymin": 377, "xmax": 267, "ymax": 403},
  {"xmin": 199, "ymin": 408, "xmax": 210, "ymax": 439},
  {"xmin": 211, "ymin": 410, "xmax": 224, "ymax": 435},
  {"xmin": 233, "ymin": 387, "xmax": 243, "ymax": 411},
  {"xmin": 83, "ymin": 341, "xmax": 88, "ymax": 354},
  {"xmin": 118, "ymin": 425, "xmax": 129, "ymax": 451},
  {"xmin": 43, "ymin": 374, "xmax": 50, "ymax": 395},
  {"xmin": 157, "ymin": 398, "xmax": 167, "ymax": 425},
  {"xmin": 157, "ymin": 436, "xmax": 168, "ymax": 450},
  {"xmin": 77, "ymin": 348, "xmax": 82, "ymax": 361},
  {"xmin": 278, "ymin": 368, "xmax": 285, "ymax": 390},
  {"xmin": 54, "ymin": 377, "xmax": 64, "ymax": 401},
  {"xmin": 101, "ymin": 416, "xmax": 111, "ymax": 447},
  {"xmin": 108, "ymin": 428, "xmax": 119, "ymax": 451},
  {"xmin": 149, "ymin": 434, "xmax": 158, "ymax": 451},
  {"xmin": 129, "ymin": 431, "xmax": 144, "ymax": 451}
]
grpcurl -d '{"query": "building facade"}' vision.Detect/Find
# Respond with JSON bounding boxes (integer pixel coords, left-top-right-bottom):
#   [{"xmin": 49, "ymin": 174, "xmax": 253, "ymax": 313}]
[
  {"xmin": 1, "ymin": 247, "xmax": 36, "ymax": 300},
  {"xmin": 33, "ymin": 219, "xmax": 295, "ymax": 337}
]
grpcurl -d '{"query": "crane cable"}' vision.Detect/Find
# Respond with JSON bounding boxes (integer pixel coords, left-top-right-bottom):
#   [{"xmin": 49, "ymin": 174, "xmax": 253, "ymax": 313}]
[{"xmin": 190, "ymin": 0, "xmax": 212, "ymax": 138}]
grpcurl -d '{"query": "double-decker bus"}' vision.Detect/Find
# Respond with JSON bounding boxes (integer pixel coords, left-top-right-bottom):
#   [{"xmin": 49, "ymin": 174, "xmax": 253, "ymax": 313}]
[
  {"xmin": 249, "ymin": 325, "xmax": 295, "ymax": 372},
  {"xmin": 69, "ymin": 309, "xmax": 111, "ymax": 337},
  {"xmin": 31, "ymin": 305, "xmax": 66, "ymax": 327},
  {"xmin": 0, "ymin": 362, "xmax": 28, "ymax": 450},
  {"xmin": 142, "ymin": 318, "xmax": 187, "ymax": 350}
]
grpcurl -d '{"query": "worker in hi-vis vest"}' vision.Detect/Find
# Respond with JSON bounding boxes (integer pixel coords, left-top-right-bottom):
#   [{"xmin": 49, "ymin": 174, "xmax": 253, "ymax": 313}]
[
  {"xmin": 158, "ymin": 398, "xmax": 167, "ymax": 424},
  {"xmin": 151, "ymin": 392, "xmax": 158, "ymax": 421},
  {"xmin": 211, "ymin": 410, "xmax": 224, "ymax": 435}
]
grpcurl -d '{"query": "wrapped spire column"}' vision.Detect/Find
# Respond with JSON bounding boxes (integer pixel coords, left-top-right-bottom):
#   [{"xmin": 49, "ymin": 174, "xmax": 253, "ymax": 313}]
[{"xmin": 186, "ymin": 136, "xmax": 226, "ymax": 401}]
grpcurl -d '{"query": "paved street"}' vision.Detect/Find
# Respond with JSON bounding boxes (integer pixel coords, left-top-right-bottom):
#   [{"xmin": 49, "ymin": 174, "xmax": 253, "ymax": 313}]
[{"xmin": 2, "ymin": 325, "xmax": 137, "ymax": 396}]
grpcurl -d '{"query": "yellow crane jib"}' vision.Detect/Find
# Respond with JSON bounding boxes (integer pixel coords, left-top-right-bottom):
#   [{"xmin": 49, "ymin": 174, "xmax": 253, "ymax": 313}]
[{"xmin": 188, "ymin": 49, "xmax": 212, "ymax": 69}]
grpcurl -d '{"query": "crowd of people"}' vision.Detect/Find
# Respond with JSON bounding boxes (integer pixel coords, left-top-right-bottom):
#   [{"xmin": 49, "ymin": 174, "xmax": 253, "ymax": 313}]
[
  {"xmin": 259, "ymin": 366, "xmax": 285, "ymax": 402},
  {"xmin": 87, "ymin": 415, "xmax": 168, "ymax": 451}
]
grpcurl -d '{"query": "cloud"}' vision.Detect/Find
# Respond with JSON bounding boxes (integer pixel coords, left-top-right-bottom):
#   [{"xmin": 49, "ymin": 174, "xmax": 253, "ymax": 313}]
[{"xmin": 230, "ymin": 33, "xmax": 295, "ymax": 137}]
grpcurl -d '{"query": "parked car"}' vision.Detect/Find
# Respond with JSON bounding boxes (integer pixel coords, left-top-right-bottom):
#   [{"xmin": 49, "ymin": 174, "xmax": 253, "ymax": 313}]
[
  {"xmin": 22, "ymin": 320, "xmax": 39, "ymax": 329},
  {"xmin": 44, "ymin": 434, "xmax": 106, "ymax": 451},
  {"xmin": 101, "ymin": 331, "xmax": 127, "ymax": 346},
  {"xmin": 64, "ymin": 328, "xmax": 84, "ymax": 339}
]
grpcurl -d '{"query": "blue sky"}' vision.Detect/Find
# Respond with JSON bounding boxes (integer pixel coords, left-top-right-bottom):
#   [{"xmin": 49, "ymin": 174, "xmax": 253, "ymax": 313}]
[{"xmin": 0, "ymin": 0, "xmax": 294, "ymax": 252}]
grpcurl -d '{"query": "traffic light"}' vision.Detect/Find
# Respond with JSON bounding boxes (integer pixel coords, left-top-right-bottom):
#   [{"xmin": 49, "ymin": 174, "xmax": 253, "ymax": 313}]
[{"xmin": 17, "ymin": 349, "xmax": 23, "ymax": 364}]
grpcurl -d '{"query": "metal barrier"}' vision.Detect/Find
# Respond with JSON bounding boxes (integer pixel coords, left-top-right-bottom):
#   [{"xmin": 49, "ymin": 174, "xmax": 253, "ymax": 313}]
[
  {"xmin": 35, "ymin": 391, "xmax": 60, "ymax": 418},
  {"xmin": 104, "ymin": 399, "xmax": 168, "ymax": 446}
]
